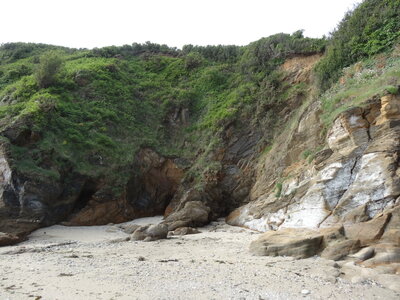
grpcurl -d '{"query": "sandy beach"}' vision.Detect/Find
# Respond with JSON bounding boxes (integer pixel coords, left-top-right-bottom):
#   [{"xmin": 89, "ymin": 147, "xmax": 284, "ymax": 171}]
[{"xmin": 0, "ymin": 218, "xmax": 399, "ymax": 300}]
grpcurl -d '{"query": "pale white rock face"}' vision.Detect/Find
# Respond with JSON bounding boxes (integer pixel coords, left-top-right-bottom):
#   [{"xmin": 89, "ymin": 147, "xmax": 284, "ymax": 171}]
[
  {"xmin": 0, "ymin": 156, "xmax": 12, "ymax": 186},
  {"xmin": 280, "ymin": 181, "xmax": 330, "ymax": 229},
  {"xmin": 278, "ymin": 159, "xmax": 355, "ymax": 229},
  {"xmin": 0, "ymin": 155, "xmax": 12, "ymax": 200},
  {"xmin": 244, "ymin": 217, "xmax": 270, "ymax": 232},
  {"xmin": 231, "ymin": 206, "xmax": 270, "ymax": 232},
  {"xmin": 349, "ymin": 115, "xmax": 361, "ymax": 126},
  {"xmin": 334, "ymin": 152, "xmax": 392, "ymax": 218},
  {"xmin": 327, "ymin": 118, "xmax": 350, "ymax": 151},
  {"xmin": 321, "ymin": 159, "xmax": 357, "ymax": 210}
]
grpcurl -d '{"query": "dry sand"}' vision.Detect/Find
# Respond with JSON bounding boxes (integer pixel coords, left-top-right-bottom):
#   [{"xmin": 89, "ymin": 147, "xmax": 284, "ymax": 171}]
[{"xmin": 0, "ymin": 218, "xmax": 399, "ymax": 300}]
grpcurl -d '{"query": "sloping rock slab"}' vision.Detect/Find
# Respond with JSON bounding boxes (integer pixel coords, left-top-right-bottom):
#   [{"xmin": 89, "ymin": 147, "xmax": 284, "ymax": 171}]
[
  {"xmin": 344, "ymin": 214, "xmax": 390, "ymax": 246},
  {"xmin": 249, "ymin": 228, "xmax": 323, "ymax": 259}
]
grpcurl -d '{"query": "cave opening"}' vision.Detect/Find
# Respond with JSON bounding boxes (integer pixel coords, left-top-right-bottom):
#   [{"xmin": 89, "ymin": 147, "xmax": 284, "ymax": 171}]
[{"xmin": 72, "ymin": 180, "xmax": 97, "ymax": 213}]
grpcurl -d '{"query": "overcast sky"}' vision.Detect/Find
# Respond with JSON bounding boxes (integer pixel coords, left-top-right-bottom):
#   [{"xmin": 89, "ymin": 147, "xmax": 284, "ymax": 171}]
[{"xmin": 1, "ymin": 0, "xmax": 361, "ymax": 49}]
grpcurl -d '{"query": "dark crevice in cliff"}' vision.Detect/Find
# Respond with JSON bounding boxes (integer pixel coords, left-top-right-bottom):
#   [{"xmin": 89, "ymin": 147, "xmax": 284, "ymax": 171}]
[
  {"xmin": 362, "ymin": 111, "xmax": 372, "ymax": 142},
  {"xmin": 350, "ymin": 158, "xmax": 358, "ymax": 176},
  {"xmin": 72, "ymin": 180, "xmax": 97, "ymax": 213}
]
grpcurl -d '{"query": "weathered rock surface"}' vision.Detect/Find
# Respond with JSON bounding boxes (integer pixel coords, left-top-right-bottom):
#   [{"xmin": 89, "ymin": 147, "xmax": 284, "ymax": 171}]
[
  {"xmin": 249, "ymin": 228, "xmax": 323, "ymax": 259},
  {"xmin": 229, "ymin": 95, "xmax": 400, "ymax": 233},
  {"xmin": 67, "ymin": 148, "xmax": 187, "ymax": 226},
  {"xmin": 320, "ymin": 239, "xmax": 361, "ymax": 261},
  {"xmin": 163, "ymin": 200, "xmax": 211, "ymax": 231},
  {"xmin": 131, "ymin": 224, "xmax": 168, "ymax": 242}
]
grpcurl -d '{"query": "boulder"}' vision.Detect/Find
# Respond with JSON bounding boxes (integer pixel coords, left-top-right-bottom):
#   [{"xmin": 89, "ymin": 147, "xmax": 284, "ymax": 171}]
[
  {"xmin": 249, "ymin": 228, "xmax": 323, "ymax": 259},
  {"xmin": 130, "ymin": 224, "xmax": 168, "ymax": 242},
  {"xmin": 362, "ymin": 244, "xmax": 400, "ymax": 267},
  {"xmin": 164, "ymin": 201, "xmax": 210, "ymax": 231},
  {"xmin": 146, "ymin": 224, "xmax": 168, "ymax": 240},
  {"xmin": 348, "ymin": 247, "xmax": 375, "ymax": 262}
]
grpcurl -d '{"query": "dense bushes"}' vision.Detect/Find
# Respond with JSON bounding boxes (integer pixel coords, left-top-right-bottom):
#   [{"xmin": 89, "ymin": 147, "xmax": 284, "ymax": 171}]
[
  {"xmin": 315, "ymin": 0, "xmax": 400, "ymax": 90},
  {"xmin": 240, "ymin": 31, "xmax": 326, "ymax": 74},
  {"xmin": 182, "ymin": 44, "xmax": 243, "ymax": 63}
]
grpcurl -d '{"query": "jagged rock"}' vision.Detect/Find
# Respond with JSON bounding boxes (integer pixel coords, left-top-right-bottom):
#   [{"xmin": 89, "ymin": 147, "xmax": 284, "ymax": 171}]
[
  {"xmin": 320, "ymin": 239, "xmax": 361, "ymax": 261},
  {"xmin": 249, "ymin": 228, "xmax": 323, "ymax": 259},
  {"xmin": 375, "ymin": 94, "xmax": 400, "ymax": 125},
  {"xmin": 146, "ymin": 224, "xmax": 168, "ymax": 239},
  {"xmin": 0, "ymin": 232, "xmax": 21, "ymax": 246},
  {"xmin": 344, "ymin": 214, "xmax": 391, "ymax": 246},
  {"xmin": 170, "ymin": 227, "xmax": 200, "ymax": 236},
  {"xmin": 164, "ymin": 201, "xmax": 210, "ymax": 231}
]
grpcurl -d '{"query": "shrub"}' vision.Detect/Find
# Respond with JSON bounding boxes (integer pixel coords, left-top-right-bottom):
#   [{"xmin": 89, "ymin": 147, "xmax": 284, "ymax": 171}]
[{"xmin": 35, "ymin": 51, "xmax": 63, "ymax": 88}]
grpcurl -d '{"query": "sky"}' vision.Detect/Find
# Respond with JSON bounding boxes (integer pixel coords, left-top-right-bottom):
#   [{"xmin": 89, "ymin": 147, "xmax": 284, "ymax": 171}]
[{"xmin": 1, "ymin": 0, "xmax": 362, "ymax": 49}]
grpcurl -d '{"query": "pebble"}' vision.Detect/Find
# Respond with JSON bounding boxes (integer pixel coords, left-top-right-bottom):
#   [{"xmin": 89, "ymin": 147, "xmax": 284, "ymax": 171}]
[{"xmin": 301, "ymin": 289, "xmax": 311, "ymax": 295}]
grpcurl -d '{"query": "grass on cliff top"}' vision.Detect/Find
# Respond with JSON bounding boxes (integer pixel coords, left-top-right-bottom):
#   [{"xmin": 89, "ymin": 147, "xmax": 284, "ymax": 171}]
[{"xmin": 320, "ymin": 49, "xmax": 400, "ymax": 127}]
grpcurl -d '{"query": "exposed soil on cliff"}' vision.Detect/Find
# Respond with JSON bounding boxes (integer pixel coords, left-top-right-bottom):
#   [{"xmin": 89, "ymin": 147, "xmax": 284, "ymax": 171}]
[{"xmin": 0, "ymin": 218, "xmax": 398, "ymax": 300}]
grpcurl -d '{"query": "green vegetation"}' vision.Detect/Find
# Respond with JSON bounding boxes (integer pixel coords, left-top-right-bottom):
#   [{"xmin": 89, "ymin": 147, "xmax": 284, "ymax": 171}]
[
  {"xmin": 0, "ymin": 0, "xmax": 399, "ymax": 197},
  {"xmin": 0, "ymin": 32, "xmax": 325, "ymax": 193},
  {"xmin": 316, "ymin": 0, "xmax": 400, "ymax": 90},
  {"xmin": 320, "ymin": 53, "xmax": 400, "ymax": 127},
  {"xmin": 275, "ymin": 182, "xmax": 283, "ymax": 198},
  {"xmin": 35, "ymin": 51, "xmax": 64, "ymax": 88}
]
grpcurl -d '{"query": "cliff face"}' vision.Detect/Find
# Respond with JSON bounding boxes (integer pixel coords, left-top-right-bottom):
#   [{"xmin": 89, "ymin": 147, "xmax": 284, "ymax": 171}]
[
  {"xmin": 225, "ymin": 53, "xmax": 400, "ymax": 269},
  {"xmin": 228, "ymin": 94, "xmax": 400, "ymax": 231},
  {"xmin": 0, "ymin": 2, "xmax": 400, "ymax": 265}
]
